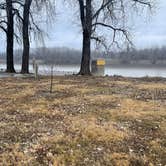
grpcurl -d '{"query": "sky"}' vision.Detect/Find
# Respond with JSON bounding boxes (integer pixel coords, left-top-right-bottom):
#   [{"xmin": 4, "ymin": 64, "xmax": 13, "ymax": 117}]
[{"xmin": 0, "ymin": 0, "xmax": 166, "ymax": 51}]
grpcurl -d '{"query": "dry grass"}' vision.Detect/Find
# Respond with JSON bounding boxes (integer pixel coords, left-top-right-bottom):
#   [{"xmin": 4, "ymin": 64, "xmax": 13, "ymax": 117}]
[{"xmin": 0, "ymin": 76, "xmax": 165, "ymax": 166}]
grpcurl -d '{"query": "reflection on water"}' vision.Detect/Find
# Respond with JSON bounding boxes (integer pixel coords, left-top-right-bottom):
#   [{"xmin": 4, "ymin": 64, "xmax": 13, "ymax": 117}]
[{"xmin": 0, "ymin": 64, "xmax": 166, "ymax": 77}]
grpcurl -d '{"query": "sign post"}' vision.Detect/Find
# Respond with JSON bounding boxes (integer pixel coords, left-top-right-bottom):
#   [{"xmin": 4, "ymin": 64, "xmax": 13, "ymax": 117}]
[{"xmin": 91, "ymin": 59, "xmax": 105, "ymax": 76}]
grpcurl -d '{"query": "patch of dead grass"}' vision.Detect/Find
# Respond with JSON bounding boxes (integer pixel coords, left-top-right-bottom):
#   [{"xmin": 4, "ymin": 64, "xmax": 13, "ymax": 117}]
[{"xmin": 0, "ymin": 76, "xmax": 165, "ymax": 165}]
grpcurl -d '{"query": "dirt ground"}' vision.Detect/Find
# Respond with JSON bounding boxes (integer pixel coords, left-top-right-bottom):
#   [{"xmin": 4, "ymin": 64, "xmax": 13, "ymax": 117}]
[{"xmin": 0, "ymin": 76, "xmax": 165, "ymax": 166}]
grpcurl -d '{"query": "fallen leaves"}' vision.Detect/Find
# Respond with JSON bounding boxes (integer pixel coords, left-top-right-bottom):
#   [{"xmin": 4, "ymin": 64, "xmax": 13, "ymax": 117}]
[{"xmin": 0, "ymin": 76, "xmax": 165, "ymax": 165}]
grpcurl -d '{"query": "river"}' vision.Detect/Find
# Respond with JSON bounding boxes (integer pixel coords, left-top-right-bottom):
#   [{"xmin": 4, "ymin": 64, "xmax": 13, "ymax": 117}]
[{"xmin": 0, "ymin": 64, "xmax": 166, "ymax": 77}]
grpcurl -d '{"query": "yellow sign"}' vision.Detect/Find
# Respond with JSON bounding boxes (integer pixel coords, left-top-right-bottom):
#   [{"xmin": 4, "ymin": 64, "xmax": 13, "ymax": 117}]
[{"xmin": 97, "ymin": 59, "xmax": 105, "ymax": 66}]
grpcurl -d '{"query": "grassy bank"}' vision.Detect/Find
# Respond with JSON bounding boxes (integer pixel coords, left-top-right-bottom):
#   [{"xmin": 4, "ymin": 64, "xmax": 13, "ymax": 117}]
[{"xmin": 0, "ymin": 76, "xmax": 165, "ymax": 165}]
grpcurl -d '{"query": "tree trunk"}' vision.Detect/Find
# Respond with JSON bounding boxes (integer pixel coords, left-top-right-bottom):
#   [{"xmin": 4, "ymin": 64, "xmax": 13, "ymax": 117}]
[
  {"xmin": 79, "ymin": 31, "xmax": 91, "ymax": 75},
  {"xmin": 6, "ymin": 0, "xmax": 15, "ymax": 73},
  {"xmin": 78, "ymin": 0, "xmax": 92, "ymax": 75},
  {"xmin": 21, "ymin": 0, "xmax": 32, "ymax": 74}
]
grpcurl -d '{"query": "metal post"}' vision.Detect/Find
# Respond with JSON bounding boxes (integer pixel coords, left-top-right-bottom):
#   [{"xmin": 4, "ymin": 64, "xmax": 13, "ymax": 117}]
[
  {"xmin": 35, "ymin": 63, "xmax": 38, "ymax": 79},
  {"xmin": 50, "ymin": 65, "xmax": 54, "ymax": 93}
]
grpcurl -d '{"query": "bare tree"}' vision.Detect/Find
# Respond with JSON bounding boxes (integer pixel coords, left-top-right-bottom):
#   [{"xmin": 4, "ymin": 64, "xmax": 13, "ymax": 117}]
[
  {"xmin": 0, "ymin": 0, "xmax": 21, "ymax": 73},
  {"xmin": 6, "ymin": 0, "xmax": 15, "ymax": 72},
  {"xmin": 20, "ymin": 0, "xmax": 55, "ymax": 73},
  {"xmin": 1, "ymin": 0, "xmax": 55, "ymax": 74},
  {"xmin": 76, "ymin": 0, "xmax": 153, "ymax": 75},
  {"xmin": 21, "ymin": 0, "xmax": 32, "ymax": 73}
]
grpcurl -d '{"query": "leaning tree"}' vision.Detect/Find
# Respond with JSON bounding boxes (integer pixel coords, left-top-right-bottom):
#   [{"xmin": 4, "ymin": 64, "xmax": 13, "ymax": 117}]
[{"xmin": 75, "ymin": 0, "xmax": 154, "ymax": 75}]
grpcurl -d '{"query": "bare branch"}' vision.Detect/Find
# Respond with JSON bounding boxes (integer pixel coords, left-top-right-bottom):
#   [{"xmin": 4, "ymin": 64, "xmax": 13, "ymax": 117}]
[
  {"xmin": 0, "ymin": 24, "xmax": 7, "ymax": 33},
  {"xmin": 132, "ymin": 0, "xmax": 152, "ymax": 8}
]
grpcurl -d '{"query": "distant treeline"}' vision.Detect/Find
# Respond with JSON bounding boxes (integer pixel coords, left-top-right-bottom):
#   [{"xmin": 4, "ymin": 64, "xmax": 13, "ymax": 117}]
[
  {"xmin": 0, "ymin": 46, "xmax": 166, "ymax": 65},
  {"xmin": 111, "ymin": 47, "xmax": 166, "ymax": 64},
  {"xmin": 0, "ymin": 47, "xmax": 82, "ymax": 65},
  {"xmin": 100, "ymin": 47, "xmax": 166, "ymax": 65},
  {"xmin": 0, "ymin": 47, "xmax": 101, "ymax": 65}
]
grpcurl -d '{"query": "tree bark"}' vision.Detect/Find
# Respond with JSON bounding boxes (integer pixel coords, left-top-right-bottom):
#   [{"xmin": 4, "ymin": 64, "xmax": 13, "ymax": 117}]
[
  {"xmin": 78, "ymin": 0, "xmax": 92, "ymax": 75},
  {"xmin": 6, "ymin": 0, "xmax": 15, "ymax": 73},
  {"xmin": 21, "ymin": 0, "xmax": 32, "ymax": 74},
  {"xmin": 79, "ymin": 30, "xmax": 91, "ymax": 75}
]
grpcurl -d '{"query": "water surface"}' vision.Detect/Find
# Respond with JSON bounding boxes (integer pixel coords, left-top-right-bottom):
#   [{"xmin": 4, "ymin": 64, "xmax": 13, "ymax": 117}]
[{"xmin": 0, "ymin": 64, "xmax": 166, "ymax": 77}]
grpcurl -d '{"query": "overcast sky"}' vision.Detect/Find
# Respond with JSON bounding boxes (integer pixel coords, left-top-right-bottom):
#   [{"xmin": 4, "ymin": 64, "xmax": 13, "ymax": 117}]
[{"xmin": 0, "ymin": 0, "xmax": 166, "ymax": 51}]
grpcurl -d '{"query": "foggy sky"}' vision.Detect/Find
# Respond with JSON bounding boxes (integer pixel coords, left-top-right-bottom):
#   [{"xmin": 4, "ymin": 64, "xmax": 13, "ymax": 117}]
[{"xmin": 0, "ymin": 0, "xmax": 166, "ymax": 51}]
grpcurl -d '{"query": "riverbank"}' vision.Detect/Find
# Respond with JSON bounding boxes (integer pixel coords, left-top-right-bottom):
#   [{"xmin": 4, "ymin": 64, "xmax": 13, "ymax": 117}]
[
  {"xmin": 0, "ymin": 71, "xmax": 35, "ymax": 78},
  {"xmin": 0, "ymin": 76, "xmax": 165, "ymax": 165}
]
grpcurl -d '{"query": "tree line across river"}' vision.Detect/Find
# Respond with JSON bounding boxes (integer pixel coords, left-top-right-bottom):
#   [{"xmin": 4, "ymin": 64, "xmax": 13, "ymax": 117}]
[{"xmin": 1, "ymin": 46, "xmax": 166, "ymax": 66}]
